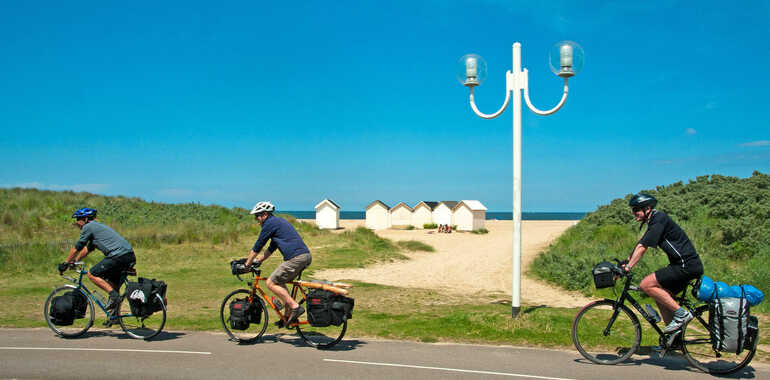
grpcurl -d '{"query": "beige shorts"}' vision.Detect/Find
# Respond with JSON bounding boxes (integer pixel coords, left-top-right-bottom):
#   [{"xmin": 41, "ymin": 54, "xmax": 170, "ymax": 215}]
[{"xmin": 269, "ymin": 253, "xmax": 311, "ymax": 285}]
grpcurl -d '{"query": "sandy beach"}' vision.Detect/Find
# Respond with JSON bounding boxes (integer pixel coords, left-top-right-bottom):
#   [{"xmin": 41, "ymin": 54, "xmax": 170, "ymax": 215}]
[{"xmin": 306, "ymin": 219, "xmax": 594, "ymax": 308}]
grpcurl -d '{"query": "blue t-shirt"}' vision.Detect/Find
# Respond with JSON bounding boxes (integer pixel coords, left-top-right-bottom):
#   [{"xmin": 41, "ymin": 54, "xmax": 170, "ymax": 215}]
[{"xmin": 252, "ymin": 215, "xmax": 310, "ymax": 261}]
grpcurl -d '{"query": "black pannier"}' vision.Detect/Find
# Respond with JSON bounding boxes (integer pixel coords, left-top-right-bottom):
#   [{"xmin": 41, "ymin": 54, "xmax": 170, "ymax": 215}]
[
  {"xmin": 307, "ymin": 289, "xmax": 355, "ymax": 327},
  {"xmin": 50, "ymin": 290, "xmax": 87, "ymax": 326},
  {"xmin": 592, "ymin": 261, "xmax": 616, "ymax": 289},
  {"xmin": 229, "ymin": 298, "xmax": 253, "ymax": 330},
  {"xmin": 126, "ymin": 277, "xmax": 168, "ymax": 318}
]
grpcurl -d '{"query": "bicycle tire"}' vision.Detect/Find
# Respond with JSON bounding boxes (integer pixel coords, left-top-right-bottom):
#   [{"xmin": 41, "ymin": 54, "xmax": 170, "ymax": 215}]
[
  {"xmin": 220, "ymin": 289, "xmax": 269, "ymax": 344},
  {"xmin": 43, "ymin": 286, "xmax": 95, "ymax": 338},
  {"xmin": 572, "ymin": 299, "xmax": 642, "ymax": 365},
  {"xmin": 296, "ymin": 318, "xmax": 347, "ymax": 349},
  {"xmin": 681, "ymin": 305, "xmax": 757, "ymax": 375},
  {"xmin": 118, "ymin": 293, "xmax": 167, "ymax": 340}
]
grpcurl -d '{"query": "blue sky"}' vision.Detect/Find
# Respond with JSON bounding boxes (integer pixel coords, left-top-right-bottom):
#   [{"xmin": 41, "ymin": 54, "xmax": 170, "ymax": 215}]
[{"xmin": 2, "ymin": 1, "xmax": 769, "ymax": 212}]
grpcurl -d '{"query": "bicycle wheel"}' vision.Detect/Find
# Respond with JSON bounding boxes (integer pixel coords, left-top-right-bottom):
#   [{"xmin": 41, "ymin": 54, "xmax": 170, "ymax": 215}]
[
  {"xmin": 220, "ymin": 289, "xmax": 269, "ymax": 343},
  {"xmin": 681, "ymin": 305, "xmax": 757, "ymax": 375},
  {"xmin": 296, "ymin": 314, "xmax": 347, "ymax": 349},
  {"xmin": 572, "ymin": 300, "xmax": 641, "ymax": 365},
  {"xmin": 118, "ymin": 293, "xmax": 167, "ymax": 340},
  {"xmin": 43, "ymin": 286, "xmax": 95, "ymax": 338}
]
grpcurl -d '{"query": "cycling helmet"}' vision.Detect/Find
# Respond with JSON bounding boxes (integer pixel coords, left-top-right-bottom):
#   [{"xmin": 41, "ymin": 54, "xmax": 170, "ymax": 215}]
[
  {"xmin": 628, "ymin": 193, "xmax": 657, "ymax": 210},
  {"xmin": 72, "ymin": 207, "xmax": 98, "ymax": 219},
  {"xmin": 250, "ymin": 201, "xmax": 275, "ymax": 215}
]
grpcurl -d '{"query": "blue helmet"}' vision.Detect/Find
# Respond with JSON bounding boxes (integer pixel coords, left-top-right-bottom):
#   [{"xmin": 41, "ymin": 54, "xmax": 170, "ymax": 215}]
[{"xmin": 72, "ymin": 208, "xmax": 97, "ymax": 219}]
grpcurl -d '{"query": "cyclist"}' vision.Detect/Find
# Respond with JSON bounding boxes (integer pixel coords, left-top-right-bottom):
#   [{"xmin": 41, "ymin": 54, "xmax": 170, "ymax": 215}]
[
  {"xmin": 60, "ymin": 208, "xmax": 136, "ymax": 311},
  {"xmin": 623, "ymin": 193, "xmax": 704, "ymax": 334},
  {"xmin": 242, "ymin": 201, "xmax": 312, "ymax": 323}
]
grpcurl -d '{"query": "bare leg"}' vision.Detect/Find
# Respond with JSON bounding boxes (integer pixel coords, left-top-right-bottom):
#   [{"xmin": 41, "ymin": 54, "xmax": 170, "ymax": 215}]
[
  {"xmin": 640, "ymin": 273, "xmax": 680, "ymax": 323},
  {"xmin": 88, "ymin": 272, "xmax": 115, "ymax": 293},
  {"xmin": 267, "ymin": 278, "xmax": 299, "ymax": 313}
]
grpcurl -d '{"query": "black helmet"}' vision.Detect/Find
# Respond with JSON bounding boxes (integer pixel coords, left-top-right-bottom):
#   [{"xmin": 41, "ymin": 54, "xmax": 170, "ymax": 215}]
[{"xmin": 629, "ymin": 193, "xmax": 657, "ymax": 211}]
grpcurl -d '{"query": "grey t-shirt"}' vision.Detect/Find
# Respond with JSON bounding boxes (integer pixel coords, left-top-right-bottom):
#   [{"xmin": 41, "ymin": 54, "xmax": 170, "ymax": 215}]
[{"xmin": 74, "ymin": 221, "xmax": 133, "ymax": 258}]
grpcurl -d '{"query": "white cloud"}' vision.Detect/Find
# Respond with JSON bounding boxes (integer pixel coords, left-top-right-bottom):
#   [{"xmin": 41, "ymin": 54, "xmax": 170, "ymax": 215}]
[
  {"xmin": 740, "ymin": 140, "xmax": 770, "ymax": 147},
  {"xmin": 685, "ymin": 128, "xmax": 697, "ymax": 135}
]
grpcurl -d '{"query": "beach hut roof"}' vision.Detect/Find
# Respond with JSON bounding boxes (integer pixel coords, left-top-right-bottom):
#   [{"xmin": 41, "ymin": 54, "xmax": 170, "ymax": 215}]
[
  {"xmin": 454, "ymin": 200, "xmax": 487, "ymax": 211},
  {"xmin": 391, "ymin": 202, "xmax": 414, "ymax": 211},
  {"xmin": 314, "ymin": 198, "xmax": 340, "ymax": 210},
  {"xmin": 415, "ymin": 201, "xmax": 439, "ymax": 210},
  {"xmin": 438, "ymin": 201, "xmax": 459, "ymax": 209},
  {"xmin": 366, "ymin": 200, "xmax": 390, "ymax": 210}
]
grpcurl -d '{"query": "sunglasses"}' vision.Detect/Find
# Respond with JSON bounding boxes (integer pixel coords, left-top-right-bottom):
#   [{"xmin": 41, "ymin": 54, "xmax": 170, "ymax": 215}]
[{"xmin": 631, "ymin": 207, "xmax": 644, "ymax": 213}]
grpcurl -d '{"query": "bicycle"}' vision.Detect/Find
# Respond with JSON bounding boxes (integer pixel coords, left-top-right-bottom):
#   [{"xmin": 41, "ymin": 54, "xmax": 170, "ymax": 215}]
[
  {"xmin": 572, "ymin": 260, "xmax": 758, "ymax": 375},
  {"xmin": 219, "ymin": 261, "xmax": 349, "ymax": 349},
  {"xmin": 44, "ymin": 262, "xmax": 167, "ymax": 340}
]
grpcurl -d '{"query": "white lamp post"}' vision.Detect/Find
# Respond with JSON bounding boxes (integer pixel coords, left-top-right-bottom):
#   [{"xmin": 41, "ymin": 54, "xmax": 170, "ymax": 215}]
[{"xmin": 458, "ymin": 41, "xmax": 584, "ymax": 318}]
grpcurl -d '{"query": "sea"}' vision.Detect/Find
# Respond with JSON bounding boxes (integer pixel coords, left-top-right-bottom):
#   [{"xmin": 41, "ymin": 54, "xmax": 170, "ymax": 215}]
[{"xmin": 283, "ymin": 211, "xmax": 585, "ymax": 220}]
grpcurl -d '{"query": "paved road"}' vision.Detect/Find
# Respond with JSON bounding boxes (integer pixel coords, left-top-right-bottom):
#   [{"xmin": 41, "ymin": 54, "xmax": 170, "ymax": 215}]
[{"xmin": 1, "ymin": 328, "xmax": 767, "ymax": 379}]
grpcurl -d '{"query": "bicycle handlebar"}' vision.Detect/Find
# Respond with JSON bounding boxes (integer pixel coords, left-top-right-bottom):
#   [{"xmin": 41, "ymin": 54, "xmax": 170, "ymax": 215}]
[{"xmin": 229, "ymin": 259, "xmax": 260, "ymax": 281}]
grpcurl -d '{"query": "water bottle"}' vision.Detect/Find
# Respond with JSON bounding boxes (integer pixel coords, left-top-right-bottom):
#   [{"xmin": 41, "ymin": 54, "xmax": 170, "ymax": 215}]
[
  {"xmin": 645, "ymin": 304, "xmax": 661, "ymax": 323},
  {"xmin": 272, "ymin": 296, "xmax": 283, "ymax": 311}
]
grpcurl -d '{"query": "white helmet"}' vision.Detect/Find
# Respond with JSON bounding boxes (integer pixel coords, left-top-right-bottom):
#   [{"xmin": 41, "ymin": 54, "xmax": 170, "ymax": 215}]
[{"xmin": 250, "ymin": 201, "xmax": 275, "ymax": 215}]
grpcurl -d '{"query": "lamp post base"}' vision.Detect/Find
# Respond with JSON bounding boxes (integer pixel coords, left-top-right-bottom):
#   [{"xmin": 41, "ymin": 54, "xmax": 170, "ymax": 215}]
[{"xmin": 511, "ymin": 306, "xmax": 521, "ymax": 318}]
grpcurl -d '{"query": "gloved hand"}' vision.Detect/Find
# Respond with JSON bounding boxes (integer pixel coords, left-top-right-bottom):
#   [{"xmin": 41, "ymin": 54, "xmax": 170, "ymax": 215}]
[{"xmin": 58, "ymin": 262, "xmax": 70, "ymax": 273}]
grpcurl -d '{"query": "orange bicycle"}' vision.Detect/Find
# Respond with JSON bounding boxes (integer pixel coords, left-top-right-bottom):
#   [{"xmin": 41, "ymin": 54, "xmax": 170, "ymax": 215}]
[{"xmin": 219, "ymin": 260, "xmax": 352, "ymax": 349}]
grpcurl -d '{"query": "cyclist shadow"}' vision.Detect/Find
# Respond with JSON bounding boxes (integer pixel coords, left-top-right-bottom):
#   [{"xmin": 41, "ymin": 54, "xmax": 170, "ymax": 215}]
[
  {"xmin": 576, "ymin": 347, "xmax": 761, "ymax": 378},
  {"xmin": 256, "ymin": 333, "xmax": 367, "ymax": 351}
]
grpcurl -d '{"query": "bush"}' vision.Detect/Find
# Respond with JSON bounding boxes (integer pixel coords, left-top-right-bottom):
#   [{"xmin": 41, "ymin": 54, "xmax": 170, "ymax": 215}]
[
  {"xmin": 423, "ymin": 223, "xmax": 438, "ymax": 229},
  {"xmin": 471, "ymin": 228, "xmax": 489, "ymax": 234}
]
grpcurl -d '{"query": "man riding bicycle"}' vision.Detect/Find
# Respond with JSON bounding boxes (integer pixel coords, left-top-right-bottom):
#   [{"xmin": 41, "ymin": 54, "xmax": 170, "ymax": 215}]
[
  {"xmin": 61, "ymin": 208, "xmax": 136, "ymax": 311},
  {"xmin": 241, "ymin": 201, "xmax": 312, "ymax": 324},
  {"xmin": 623, "ymin": 193, "xmax": 704, "ymax": 334}
]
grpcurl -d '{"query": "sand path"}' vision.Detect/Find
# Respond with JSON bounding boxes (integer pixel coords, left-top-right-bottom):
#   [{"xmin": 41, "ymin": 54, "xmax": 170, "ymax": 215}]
[{"xmin": 310, "ymin": 219, "xmax": 594, "ymax": 308}]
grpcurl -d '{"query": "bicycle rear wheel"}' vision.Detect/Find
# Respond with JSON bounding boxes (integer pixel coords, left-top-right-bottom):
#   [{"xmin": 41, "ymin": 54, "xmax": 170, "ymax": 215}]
[
  {"xmin": 118, "ymin": 293, "xmax": 167, "ymax": 340},
  {"xmin": 572, "ymin": 300, "xmax": 641, "ymax": 365},
  {"xmin": 681, "ymin": 305, "xmax": 757, "ymax": 375},
  {"xmin": 220, "ymin": 289, "xmax": 269, "ymax": 343},
  {"xmin": 44, "ymin": 286, "xmax": 95, "ymax": 338},
  {"xmin": 296, "ymin": 318, "xmax": 347, "ymax": 349}
]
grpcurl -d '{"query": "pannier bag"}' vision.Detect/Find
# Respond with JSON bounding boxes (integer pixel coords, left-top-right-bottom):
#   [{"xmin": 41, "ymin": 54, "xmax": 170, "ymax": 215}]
[
  {"xmin": 229, "ymin": 298, "xmax": 253, "ymax": 330},
  {"xmin": 126, "ymin": 277, "xmax": 168, "ymax": 318},
  {"xmin": 50, "ymin": 290, "xmax": 87, "ymax": 326},
  {"xmin": 307, "ymin": 289, "xmax": 355, "ymax": 327},
  {"xmin": 744, "ymin": 315, "xmax": 759, "ymax": 350},
  {"xmin": 592, "ymin": 261, "xmax": 616, "ymax": 289},
  {"xmin": 710, "ymin": 295, "xmax": 749, "ymax": 354}
]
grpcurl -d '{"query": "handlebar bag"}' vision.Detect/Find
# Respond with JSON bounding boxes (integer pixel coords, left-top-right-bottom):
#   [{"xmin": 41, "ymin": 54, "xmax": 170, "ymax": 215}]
[{"xmin": 592, "ymin": 262, "xmax": 616, "ymax": 289}]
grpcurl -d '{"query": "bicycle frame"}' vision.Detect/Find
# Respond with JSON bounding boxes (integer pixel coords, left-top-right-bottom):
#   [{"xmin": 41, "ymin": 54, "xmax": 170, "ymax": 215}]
[
  {"xmin": 241, "ymin": 270, "xmax": 310, "ymax": 328},
  {"xmin": 61, "ymin": 264, "xmax": 130, "ymax": 319}
]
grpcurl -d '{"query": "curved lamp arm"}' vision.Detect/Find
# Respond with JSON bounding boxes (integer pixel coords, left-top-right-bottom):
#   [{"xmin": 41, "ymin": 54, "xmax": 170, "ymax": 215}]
[
  {"xmin": 469, "ymin": 77, "xmax": 511, "ymax": 119},
  {"xmin": 523, "ymin": 76, "xmax": 569, "ymax": 116}
]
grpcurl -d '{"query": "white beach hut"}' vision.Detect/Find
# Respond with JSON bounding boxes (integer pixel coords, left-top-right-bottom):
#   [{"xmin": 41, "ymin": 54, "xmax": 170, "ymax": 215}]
[
  {"xmin": 412, "ymin": 201, "xmax": 438, "ymax": 228},
  {"xmin": 433, "ymin": 201, "xmax": 458, "ymax": 227},
  {"xmin": 314, "ymin": 198, "xmax": 340, "ymax": 229},
  {"xmin": 365, "ymin": 200, "xmax": 391, "ymax": 230},
  {"xmin": 453, "ymin": 200, "xmax": 487, "ymax": 231},
  {"xmin": 390, "ymin": 202, "xmax": 414, "ymax": 227}
]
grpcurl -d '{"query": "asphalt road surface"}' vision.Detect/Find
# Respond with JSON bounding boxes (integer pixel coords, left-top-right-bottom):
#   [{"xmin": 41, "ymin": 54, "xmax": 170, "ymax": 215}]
[{"xmin": 1, "ymin": 328, "xmax": 767, "ymax": 379}]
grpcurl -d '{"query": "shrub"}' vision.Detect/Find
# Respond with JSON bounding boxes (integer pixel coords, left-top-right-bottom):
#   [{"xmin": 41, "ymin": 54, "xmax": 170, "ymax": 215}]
[{"xmin": 423, "ymin": 223, "xmax": 438, "ymax": 229}]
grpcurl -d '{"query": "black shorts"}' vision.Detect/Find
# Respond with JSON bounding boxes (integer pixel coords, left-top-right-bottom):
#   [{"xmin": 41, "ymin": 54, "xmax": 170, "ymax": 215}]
[
  {"xmin": 655, "ymin": 263, "xmax": 703, "ymax": 295},
  {"xmin": 90, "ymin": 252, "xmax": 136, "ymax": 287}
]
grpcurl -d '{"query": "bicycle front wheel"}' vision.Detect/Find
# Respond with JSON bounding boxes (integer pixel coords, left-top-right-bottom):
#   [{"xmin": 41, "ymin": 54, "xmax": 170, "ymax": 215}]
[
  {"xmin": 44, "ymin": 286, "xmax": 95, "ymax": 338},
  {"xmin": 220, "ymin": 289, "xmax": 269, "ymax": 344},
  {"xmin": 572, "ymin": 300, "xmax": 641, "ymax": 365},
  {"xmin": 681, "ymin": 305, "xmax": 757, "ymax": 375},
  {"xmin": 118, "ymin": 293, "xmax": 167, "ymax": 340}
]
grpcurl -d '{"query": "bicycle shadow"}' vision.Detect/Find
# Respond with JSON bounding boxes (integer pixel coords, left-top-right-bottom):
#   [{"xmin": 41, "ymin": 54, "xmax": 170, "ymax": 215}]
[
  {"xmin": 573, "ymin": 347, "xmax": 761, "ymax": 378},
  {"xmin": 57, "ymin": 329, "xmax": 185, "ymax": 342},
  {"xmin": 244, "ymin": 332, "xmax": 366, "ymax": 351}
]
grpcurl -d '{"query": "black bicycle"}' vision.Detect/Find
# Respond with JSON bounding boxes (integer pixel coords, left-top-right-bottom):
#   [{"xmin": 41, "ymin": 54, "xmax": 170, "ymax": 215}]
[{"xmin": 571, "ymin": 260, "xmax": 758, "ymax": 375}]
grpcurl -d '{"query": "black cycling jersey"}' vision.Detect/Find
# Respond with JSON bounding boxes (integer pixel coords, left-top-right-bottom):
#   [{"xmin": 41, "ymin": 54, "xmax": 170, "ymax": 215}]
[{"xmin": 639, "ymin": 210, "xmax": 700, "ymax": 269}]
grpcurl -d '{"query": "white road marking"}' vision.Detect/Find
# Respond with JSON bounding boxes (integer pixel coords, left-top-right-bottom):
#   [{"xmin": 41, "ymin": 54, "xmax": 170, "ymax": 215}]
[
  {"xmin": 324, "ymin": 359, "xmax": 576, "ymax": 380},
  {"xmin": 0, "ymin": 347, "xmax": 211, "ymax": 355}
]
